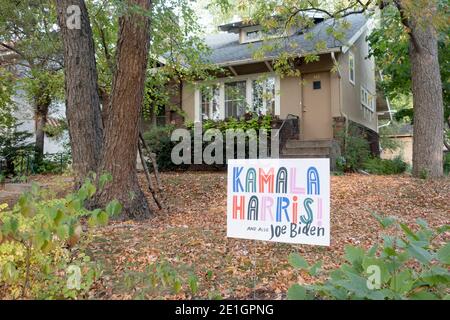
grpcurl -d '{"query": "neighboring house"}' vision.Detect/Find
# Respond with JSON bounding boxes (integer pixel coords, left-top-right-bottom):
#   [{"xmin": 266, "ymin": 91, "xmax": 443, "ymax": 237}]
[
  {"xmin": 160, "ymin": 13, "xmax": 390, "ymax": 166},
  {"xmin": 0, "ymin": 46, "xmax": 67, "ymax": 155}
]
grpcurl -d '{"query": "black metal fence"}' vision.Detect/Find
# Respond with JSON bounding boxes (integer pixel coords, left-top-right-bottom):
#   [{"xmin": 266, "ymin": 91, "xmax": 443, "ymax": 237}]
[{"xmin": 0, "ymin": 151, "xmax": 71, "ymax": 180}]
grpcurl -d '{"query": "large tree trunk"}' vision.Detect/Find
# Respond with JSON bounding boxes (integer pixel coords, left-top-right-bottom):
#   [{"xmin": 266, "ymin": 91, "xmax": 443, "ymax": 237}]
[
  {"xmin": 407, "ymin": 3, "xmax": 444, "ymax": 178},
  {"xmin": 56, "ymin": 0, "xmax": 103, "ymax": 186},
  {"xmin": 95, "ymin": 0, "xmax": 152, "ymax": 219}
]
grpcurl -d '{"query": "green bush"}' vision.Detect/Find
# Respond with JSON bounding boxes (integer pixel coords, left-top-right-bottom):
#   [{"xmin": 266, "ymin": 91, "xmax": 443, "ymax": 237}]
[
  {"xmin": 287, "ymin": 215, "xmax": 450, "ymax": 300},
  {"xmin": 444, "ymin": 152, "xmax": 450, "ymax": 175},
  {"xmin": 36, "ymin": 152, "xmax": 72, "ymax": 174},
  {"xmin": 144, "ymin": 115, "xmax": 274, "ymax": 171},
  {"xmin": 0, "ymin": 175, "xmax": 121, "ymax": 299},
  {"xmin": 336, "ymin": 126, "xmax": 371, "ymax": 172},
  {"xmin": 143, "ymin": 125, "xmax": 184, "ymax": 171},
  {"xmin": 363, "ymin": 156, "xmax": 408, "ymax": 175}
]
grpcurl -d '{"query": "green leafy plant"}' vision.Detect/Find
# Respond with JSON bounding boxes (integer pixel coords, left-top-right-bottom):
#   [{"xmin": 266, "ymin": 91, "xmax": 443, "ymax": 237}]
[
  {"xmin": 444, "ymin": 152, "xmax": 450, "ymax": 175},
  {"xmin": 336, "ymin": 126, "xmax": 371, "ymax": 172},
  {"xmin": 363, "ymin": 156, "xmax": 408, "ymax": 175},
  {"xmin": 287, "ymin": 215, "xmax": 450, "ymax": 300},
  {"xmin": 121, "ymin": 259, "xmax": 201, "ymax": 299},
  {"xmin": 0, "ymin": 175, "xmax": 121, "ymax": 299}
]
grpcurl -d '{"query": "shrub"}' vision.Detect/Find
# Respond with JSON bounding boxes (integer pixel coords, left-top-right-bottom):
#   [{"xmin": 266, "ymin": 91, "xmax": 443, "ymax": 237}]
[
  {"xmin": 142, "ymin": 125, "xmax": 183, "ymax": 171},
  {"xmin": 363, "ymin": 156, "xmax": 408, "ymax": 175},
  {"xmin": 444, "ymin": 152, "xmax": 450, "ymax": 175},
  {"xmin": 36, "ymin": 152, "xmax": 72, "ymax": 174},
  {"xmin": 337, "ymin": 126, "xmax": 371, "ymax": 172},
  {"xmin": 287, "ymin": 215, "xmax": 450, "ymax": 300},
  {"xmin": 0, "ymin": 175, "xmax": 121, "ymax": 299},
  {"xmin": 144, "ymin": 114, "xmax": 274, "ymax": 171}
]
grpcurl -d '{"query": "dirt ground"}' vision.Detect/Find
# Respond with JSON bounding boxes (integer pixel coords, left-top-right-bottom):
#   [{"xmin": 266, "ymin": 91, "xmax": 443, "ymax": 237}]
[{"xmin": 83, "ymin": 172, "xmax": 450, "ymax": 299}]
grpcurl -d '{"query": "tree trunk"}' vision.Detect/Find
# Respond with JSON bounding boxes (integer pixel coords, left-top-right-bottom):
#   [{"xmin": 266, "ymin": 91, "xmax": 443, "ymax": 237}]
[
  {"xmin": 407, "ymin": 3, "xmax": 444, "ymax": 178},
  {"xmin": 56, "ymin": 0, "xmax": 103, "ymax": 186},
  {"xmin": 95, "ymin": 0, "xmax": 152, "ymax": 219},
  {"xmin": 34, "ymin": 104, "xmax": 48, "ymax": 165}
]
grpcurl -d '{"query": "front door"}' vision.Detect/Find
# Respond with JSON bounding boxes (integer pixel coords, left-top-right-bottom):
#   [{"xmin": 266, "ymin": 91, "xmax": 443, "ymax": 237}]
[{"xmin": 301, "ymin": 72, "xmax": 332, "ymax": 140}]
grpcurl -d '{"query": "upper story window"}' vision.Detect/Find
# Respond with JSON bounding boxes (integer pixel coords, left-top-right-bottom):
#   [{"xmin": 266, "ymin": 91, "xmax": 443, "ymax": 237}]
[
  {"xmin": 241, "ymin": 26, "xmax": 262, "ymax": 43},
  {"xmin": 349, "ymin": 52, "xmax": 355, "ymax": 85}
]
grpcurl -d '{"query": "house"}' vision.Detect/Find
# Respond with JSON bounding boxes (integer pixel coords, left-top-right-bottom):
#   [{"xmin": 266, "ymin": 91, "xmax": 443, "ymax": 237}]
[
  {"xmin": 158, "ymin": 13, "xmax": 390, "ymax": 167},
  {"xmin": 0, "ymin": 46, "xmax": 67, "ymax": 156}
]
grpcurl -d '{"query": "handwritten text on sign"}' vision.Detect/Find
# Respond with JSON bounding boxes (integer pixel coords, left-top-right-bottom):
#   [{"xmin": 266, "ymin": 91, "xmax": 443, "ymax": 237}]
[{"xmin": 227, "ymin": 159, "xmax": 330, "ymax": 246}]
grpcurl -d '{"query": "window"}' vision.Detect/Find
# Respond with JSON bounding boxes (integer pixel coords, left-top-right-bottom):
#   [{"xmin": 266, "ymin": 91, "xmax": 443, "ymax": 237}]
[
  {"xmin": 361, "ymin": 86, "xmax": 375, "ymax": 121},
  {"xmin": 241, "ymin": 26, "xmax": 262, "ymax": 43},
  {"xmin": 313, "ymin": 81, "xmax": 321, "ymax": 90},
  {"xmin": 201, "ymin": 85, "xmax": 220, "ymax": 120},
  {"xmin": 196, "ymin": 74, "xmax": 280, "ymax": 121},
  {"xmin": 225, "ymin": 81, "xmax": 246, "ymax": 118},
  {"xmin": 349, "ymin": 52, "xmax": 355, "ymax": 85},
  {"xmin": 246, "ymin": 30, "xmax": 261, "ymax": 41},
  {"xmin": 252, "ymin": 77, "xmax": 275, "ymax": 115}
]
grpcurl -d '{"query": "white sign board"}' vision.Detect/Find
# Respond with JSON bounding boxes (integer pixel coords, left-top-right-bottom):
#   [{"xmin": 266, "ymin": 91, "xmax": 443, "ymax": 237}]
[{"xmin": 227, "ymin": 158, "xmax": 330, "ymax": 246}]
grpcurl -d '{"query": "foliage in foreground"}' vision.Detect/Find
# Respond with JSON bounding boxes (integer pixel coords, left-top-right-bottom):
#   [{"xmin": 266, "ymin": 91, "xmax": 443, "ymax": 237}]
[
  {"xmin": 0, "ymin": 175, "xmax": 122, "ymax": 299},
  {"xmin": 120, "ymin": 259, "xmax": 222, "ymax": 300},
  {"xmin": 287, "ymin": 215, "xmax": 450, "ymax": 300}
]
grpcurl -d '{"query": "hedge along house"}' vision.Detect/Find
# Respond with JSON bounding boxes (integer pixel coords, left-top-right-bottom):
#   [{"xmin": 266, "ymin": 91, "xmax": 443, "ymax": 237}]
[{"xmin": 160, "ymin": 13, "xmax": 390, "ymax": 167}]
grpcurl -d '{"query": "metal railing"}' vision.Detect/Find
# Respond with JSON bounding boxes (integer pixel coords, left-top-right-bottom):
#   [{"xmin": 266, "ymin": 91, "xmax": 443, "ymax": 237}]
[
  {"xmin": 274, "ymin": 114, "xmax": 300, "ymax": 151},
  {"xmin": 0, "ymin": 151, "xmax": 70, "ymax": 181}
]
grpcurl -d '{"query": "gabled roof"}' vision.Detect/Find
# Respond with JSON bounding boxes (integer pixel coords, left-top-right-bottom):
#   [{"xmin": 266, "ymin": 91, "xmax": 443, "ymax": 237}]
[{"xmin": 203, "ymin": 13, "xmax": 369, "ymax": 66}]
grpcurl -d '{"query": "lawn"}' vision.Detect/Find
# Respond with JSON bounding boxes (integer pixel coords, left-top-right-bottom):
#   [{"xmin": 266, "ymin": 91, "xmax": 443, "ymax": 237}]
[{"xmin": 82, "ymin": 172, "xmax": 450, "ymax": 299}]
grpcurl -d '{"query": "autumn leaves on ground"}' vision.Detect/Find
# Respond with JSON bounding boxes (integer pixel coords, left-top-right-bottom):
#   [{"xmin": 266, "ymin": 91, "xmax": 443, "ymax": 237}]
[{"xmin": 73, "ymin": 172, "xmax": 449, "ymax": 299}]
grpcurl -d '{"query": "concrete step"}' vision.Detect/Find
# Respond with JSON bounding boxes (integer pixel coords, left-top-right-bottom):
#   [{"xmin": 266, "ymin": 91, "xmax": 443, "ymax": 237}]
[
  {"xmin": 282, "ymin": 146, "xmax": 330, "ymax": 156},
  {"xmin": 281, "ymin": 154, "xmax": 329, "ymax": 159},
  {"xmin": 285, "ymin": 139, "xmax": 332, "ymax": 149}
]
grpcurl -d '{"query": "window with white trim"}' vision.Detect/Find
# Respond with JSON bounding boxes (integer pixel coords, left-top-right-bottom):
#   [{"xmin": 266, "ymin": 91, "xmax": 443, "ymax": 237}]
[
  {"xmin": 252, "ymin": 77, "xmax": 275, "ymax": 115},
  {"xmin": 349, "ymin": 52, "xmax": 355, "ymax": 85},
  {"xmin": 200, "ymin": 85, "xmax": 220, "ymax": 120},
  {"xmin": 361, "ymin": 86, "xmax": 375, "ymax": 121},
  {"xmin": 225, "ymin": 81, "xmax": 246, "ymax": 118},
  {"xmin": 196, "ymin": 74, "xmax": 280, "ymax": 121}
]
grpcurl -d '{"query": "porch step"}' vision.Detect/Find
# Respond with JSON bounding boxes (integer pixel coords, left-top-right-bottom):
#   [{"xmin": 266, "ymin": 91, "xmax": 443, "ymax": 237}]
[
  {"xmin": 285, "ymin": 139, "xmax": 332, "ymax": 149},
  {"xmin": 280, "ymin": 139, "xmax": 340, "ymax": 170},
  {"xmin": 281, "ymin": 154, "xmax": 329, "ymax": 159},
  {"xmin": 282, "ymin": 147, "xmax": 330, "ymax": 157}
]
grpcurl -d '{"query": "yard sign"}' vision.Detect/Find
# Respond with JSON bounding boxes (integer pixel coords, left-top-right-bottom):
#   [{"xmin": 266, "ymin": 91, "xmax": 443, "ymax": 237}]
[{"xmin": 227, "ymin": 158, "xmax": 330, "ymax": 246}]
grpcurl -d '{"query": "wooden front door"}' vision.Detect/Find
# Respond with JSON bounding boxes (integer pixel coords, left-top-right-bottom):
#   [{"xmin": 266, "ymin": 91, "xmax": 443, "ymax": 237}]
[{"xmin": 301, "ymin": 72, "xmax": 333, "ymax": 140}]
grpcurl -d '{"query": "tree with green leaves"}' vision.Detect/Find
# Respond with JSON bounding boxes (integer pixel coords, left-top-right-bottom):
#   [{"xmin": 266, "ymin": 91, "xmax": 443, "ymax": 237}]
[
  {"xmin": 0, "ymin": 0, "xmax": 63, "ymax": 163},
  {"xmin": 56, "ymin": 0, "xmax": 215, "ymax": 219},
  {"xmin": 211, "ymin": 0, "xmax": 446, "ymax": 178},
  {"xmin": 367, "ymin": 5, "xmax": 450, "ymax": 151}
]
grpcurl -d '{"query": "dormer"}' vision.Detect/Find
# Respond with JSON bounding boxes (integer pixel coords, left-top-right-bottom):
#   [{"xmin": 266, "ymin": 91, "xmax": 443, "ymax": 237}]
[
  {"xmin": 218, "ymin": 21, "xmax": 290, "ymax": 44},
  {"xmin": 218, "ymin": 13, "xmax": 325, "ymax": 45}
]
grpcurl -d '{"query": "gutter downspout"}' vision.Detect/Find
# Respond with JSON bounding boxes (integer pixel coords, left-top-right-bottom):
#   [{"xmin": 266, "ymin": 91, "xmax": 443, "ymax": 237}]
[{"xmin": 331, "ymin": 51, "xmax": 349, "ymax": 139}]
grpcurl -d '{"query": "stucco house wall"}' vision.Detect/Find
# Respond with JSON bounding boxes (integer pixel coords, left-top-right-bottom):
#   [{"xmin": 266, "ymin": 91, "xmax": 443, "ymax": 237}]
[{"xmin": 338, "ymin": 29, "xmax": 378, "ymax": 132}]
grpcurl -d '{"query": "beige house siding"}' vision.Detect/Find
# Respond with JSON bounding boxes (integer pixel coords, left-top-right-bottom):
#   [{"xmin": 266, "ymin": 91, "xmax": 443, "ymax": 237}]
[
  {"xmin": 338, "ymin": 29, "xmax": 378, "ymax": 132},
  {"xmin": 181, "ymin": 82, "xmax": 196, "ymax": 123},
  {"xmin": 279, "ymin": 76, "xmax": 302, "ymax": 118}
]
